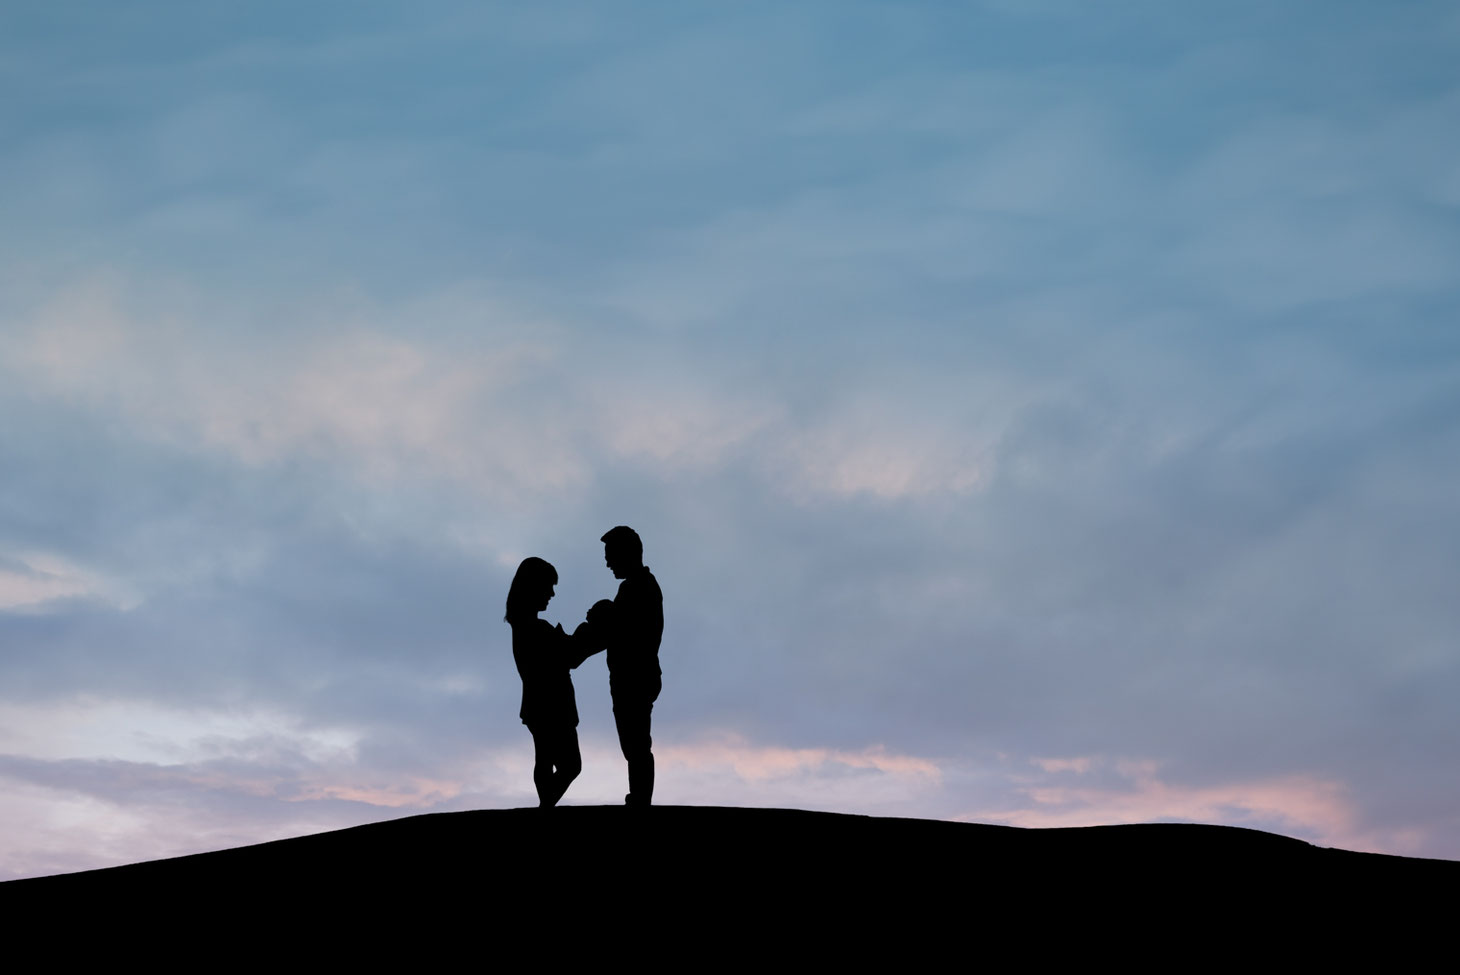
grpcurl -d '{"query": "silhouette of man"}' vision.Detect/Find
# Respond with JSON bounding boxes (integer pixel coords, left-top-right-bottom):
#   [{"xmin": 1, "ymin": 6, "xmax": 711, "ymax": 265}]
[{"xmin": 600, "ymin": 525, "xmax": 663, "ymax": 806}]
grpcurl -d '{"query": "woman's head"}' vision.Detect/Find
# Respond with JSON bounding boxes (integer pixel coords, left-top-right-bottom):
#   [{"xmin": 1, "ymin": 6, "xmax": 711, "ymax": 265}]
[{"xmin": 505, "ymin": 557, "xmax": 557, "ymax": 623}]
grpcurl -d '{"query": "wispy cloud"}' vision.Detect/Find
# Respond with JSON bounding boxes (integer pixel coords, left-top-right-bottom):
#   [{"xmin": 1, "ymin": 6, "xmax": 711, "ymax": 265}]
[
  {"xmin": 973, "ymin": 756, "xmax": 1382, "ymax": 854},
  {"xmin": 6, "ymin": 272, "xmax": 1016, "ymax": 505},
  {"xmin": 6, "ymin": 276, "xmax": 583, "ymax": 499},
  {"xmin": 0, "ymin": 553, "xmax": 138, "ymax": 612}
]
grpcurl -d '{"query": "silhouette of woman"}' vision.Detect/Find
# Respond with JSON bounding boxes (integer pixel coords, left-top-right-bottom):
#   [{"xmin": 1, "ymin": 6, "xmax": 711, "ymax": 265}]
[{"xmin": 505, "ymin": 557, "xmax": 588, "ymax": 808}]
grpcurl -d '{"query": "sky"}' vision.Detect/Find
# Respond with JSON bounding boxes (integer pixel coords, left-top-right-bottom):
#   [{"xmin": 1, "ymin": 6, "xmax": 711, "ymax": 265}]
[{"xmin": 2, "ymin": 0, "xmax": 1458, "ymax": 879}]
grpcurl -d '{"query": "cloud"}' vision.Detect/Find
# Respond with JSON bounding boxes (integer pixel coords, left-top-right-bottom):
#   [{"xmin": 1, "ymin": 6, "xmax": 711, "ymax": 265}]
[
  {"xmin": 5, "ymin": 271, "xmax": 1013, "ymax": 507},
  {"xmin": 771, "ymin": 407, "xmax": 989, "ymax": 500},
  {"xmin": 5, "ymin": 276, "xmax": 588, "ymax": 500},
  {"xmin": 3, "ymin": 0, "xmax": 1459, "ymax": 877},
  {"xmin": 659, "ymin": 733, "xmax": 940, "ymax": 782},
  {"xmin": 0, "ymin": 553, "xmax": 139, "ymax": 612},
  {"xmin": 970, "ymin": 755, "xmax": 1382, "ymax": 854},
  {"xmin": 587, "ymin": 379, "xmax": 778, "ymax": 472}
]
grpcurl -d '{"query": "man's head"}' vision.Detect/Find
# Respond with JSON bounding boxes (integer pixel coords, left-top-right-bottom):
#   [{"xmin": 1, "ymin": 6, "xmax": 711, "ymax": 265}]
[{"xmin": 601, "ymin": 525, "xmax": 643, "ymax": 579}]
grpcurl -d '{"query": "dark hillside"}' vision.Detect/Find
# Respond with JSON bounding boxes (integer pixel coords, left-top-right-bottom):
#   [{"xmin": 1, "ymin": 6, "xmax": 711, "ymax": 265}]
[{"xmin": 5, "ymin": 806, "xmax": 1450, "ymax": 960}]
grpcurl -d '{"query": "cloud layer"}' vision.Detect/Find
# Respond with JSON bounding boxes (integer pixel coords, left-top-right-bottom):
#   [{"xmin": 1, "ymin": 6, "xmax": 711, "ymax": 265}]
[{"xmin": 3, "ymin": 0, "xmax": 1459, "ymax": 877}]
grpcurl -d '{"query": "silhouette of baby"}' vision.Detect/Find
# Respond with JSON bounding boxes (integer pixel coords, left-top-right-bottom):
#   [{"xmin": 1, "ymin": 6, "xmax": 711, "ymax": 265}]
[
  {"xmin": 586, "ymin": 599, "xmax": 616, "ymax": 626},
  {"xmin": 568, "ymin": 599, "xmax": 617, "ymax": 667}
]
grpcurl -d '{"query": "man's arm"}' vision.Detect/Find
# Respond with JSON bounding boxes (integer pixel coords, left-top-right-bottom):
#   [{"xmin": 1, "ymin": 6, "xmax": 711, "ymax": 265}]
[{"xmin": 566, "ymin": 600, "xmax": 616, "ymax": 668}]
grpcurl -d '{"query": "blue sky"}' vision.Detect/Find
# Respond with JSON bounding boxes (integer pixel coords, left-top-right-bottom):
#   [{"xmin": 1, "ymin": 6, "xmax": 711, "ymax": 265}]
[{"xmin": 2, "ymin": 0, "xmax": 1459, "ymax": 877}]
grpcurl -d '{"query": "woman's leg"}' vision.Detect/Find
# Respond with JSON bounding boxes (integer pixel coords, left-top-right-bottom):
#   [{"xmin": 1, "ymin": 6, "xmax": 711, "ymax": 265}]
[
  {"xmin": 554, "ymin": 728, "xmax": 582, "ymax": 804},
  {"xmin": 530, "ymin": 726, "xmax": 555, "ymax": 807},
  {"xmin": 530, "ymin": 725, "xmax": 582, "ymax": 807}
]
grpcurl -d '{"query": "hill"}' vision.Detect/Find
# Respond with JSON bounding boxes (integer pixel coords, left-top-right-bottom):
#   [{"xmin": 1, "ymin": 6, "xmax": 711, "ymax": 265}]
[{"xmin": 4, "ymin": 806, "xmax": 1452, "ymax": 959}]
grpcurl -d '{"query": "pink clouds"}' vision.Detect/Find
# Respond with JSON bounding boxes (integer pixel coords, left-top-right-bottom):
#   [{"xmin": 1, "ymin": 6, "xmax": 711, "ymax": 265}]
[
  {"xmin": 970, "ymin": 755, "xmax": 1406, "ymax": 856},
  {"xmin": 0, "ymin": 553, "xmax": 137, "ymax": 612},
  {"xmin": 6, "ymin": 272, "xmax": 1003, "ymax": 509},
  {"xmin": 5, "ymin": 275, "xmax": 585, "ymax": 502},
  {"xmin": 657, "ymin": 734, "xmax": 941, "ymax": 782}
]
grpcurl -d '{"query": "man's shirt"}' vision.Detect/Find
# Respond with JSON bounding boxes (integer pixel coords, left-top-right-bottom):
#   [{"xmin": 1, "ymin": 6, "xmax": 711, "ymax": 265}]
[{"xmin": 607, "ymin": 565, "xmax": 663, "ymax": 691}]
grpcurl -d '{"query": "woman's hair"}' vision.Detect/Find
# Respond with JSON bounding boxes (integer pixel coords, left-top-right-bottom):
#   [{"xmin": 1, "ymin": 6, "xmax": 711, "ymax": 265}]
[{"xmin": 505, "ymin": 556, "xmax": 557, "ymax": 624}]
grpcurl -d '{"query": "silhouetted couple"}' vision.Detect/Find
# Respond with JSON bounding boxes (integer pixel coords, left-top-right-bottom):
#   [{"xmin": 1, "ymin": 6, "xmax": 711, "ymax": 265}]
[{"xmin": 504, "ymin": 526, "xmax": 664, "ymax": 809}]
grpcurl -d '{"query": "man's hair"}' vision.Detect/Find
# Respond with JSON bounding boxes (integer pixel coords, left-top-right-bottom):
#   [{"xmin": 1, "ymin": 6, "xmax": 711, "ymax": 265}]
[{"xmin": 601, "ymin": 525, "xmax": 643, "ymax": 561}]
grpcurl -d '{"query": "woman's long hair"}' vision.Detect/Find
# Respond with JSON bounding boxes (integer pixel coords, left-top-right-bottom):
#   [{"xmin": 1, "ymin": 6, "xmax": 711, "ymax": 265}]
[{"xmin": 505, "ymin": 557, "xmax": 557, "ymax": 624}]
